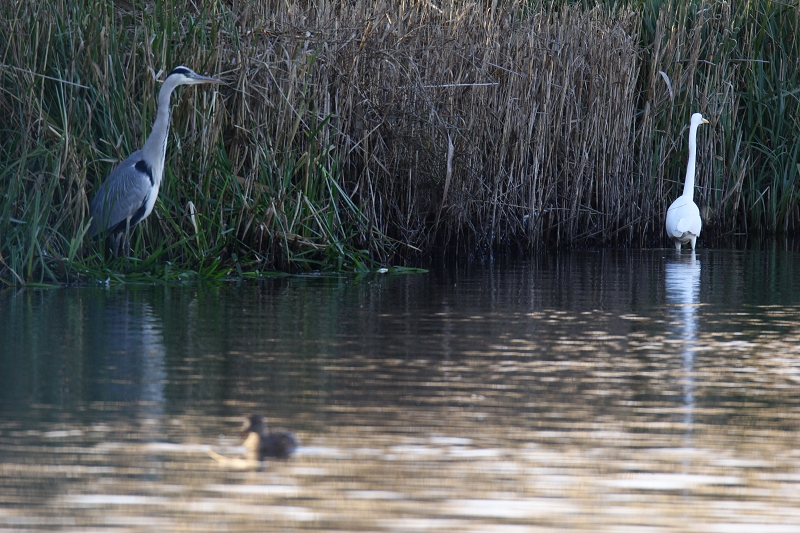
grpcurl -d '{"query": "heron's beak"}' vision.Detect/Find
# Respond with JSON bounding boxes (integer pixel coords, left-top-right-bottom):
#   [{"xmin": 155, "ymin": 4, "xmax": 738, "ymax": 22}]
[
  {"xmin": 191, "ymin": 74, "xmax": 224, "ymax": 85},
  {"xmin": 701, "ymin": 118, "xmax": 710, "ymax": 124}
]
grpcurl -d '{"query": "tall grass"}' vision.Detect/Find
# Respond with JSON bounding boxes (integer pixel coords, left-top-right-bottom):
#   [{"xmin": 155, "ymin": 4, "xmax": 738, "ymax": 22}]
[
  {"xmin": 2, "ymin": 0, "xmax": 800, "ymax": 285},
  {"xmin": 634, "ymin": 0, "xmax": 800, "ymax": 243}
]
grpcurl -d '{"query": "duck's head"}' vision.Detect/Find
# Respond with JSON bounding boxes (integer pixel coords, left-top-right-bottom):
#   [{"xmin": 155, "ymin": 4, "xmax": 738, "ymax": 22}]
[{"xmin": 241, "ymin": 414, "xmax": 266, "ymax": 438}]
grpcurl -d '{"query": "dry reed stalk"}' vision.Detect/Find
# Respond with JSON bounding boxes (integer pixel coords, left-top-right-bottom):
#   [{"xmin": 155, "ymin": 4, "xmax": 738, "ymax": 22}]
[{"xmin": 227, "ymin": 1, "xmax": 643, "ymax": 254}]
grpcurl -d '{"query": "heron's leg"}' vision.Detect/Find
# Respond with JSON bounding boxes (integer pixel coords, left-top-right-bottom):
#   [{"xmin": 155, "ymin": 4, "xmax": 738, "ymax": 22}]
[
  {"xmin": 690, "ymin": 236, "xmax": 696, "ymax": 251},
  {"xmin": 109, "ymin": 233, "xmax": 122, "ymax": 257},
  {"xmin": 674, "ymin": 240, "xmax": 682, "ymax": 251},
  {"xmin": 123, "ymin": 218, "xmax": 132, "ymax": 257}
]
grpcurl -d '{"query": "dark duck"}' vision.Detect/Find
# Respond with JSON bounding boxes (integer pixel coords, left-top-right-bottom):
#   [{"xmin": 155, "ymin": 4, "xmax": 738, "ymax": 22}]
[{"xmin": 241, "ymin": 415, "xmax": 298, "ymax": 460}]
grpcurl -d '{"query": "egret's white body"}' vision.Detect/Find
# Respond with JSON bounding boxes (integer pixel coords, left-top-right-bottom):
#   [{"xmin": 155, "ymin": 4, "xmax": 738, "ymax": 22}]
[
  {"xmin": 89, "ymin": 66, "xmax": 221, "ymax": 256},
  {"xmin": 666, "ymin": 113, "xmax": 709, "ymax": 250}
]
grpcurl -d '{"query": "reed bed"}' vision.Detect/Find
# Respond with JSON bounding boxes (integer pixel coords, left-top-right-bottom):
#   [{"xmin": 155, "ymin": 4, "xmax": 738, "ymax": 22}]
[{"xmin": 2, "ymin": 0, "xmax": 800, "ymax": 284}]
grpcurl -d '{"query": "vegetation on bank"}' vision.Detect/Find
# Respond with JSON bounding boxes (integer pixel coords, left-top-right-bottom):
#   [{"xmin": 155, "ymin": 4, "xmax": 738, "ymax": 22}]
[{"xmin": 1, "ymin": 0, "xmax": 799, "ymax": 285}]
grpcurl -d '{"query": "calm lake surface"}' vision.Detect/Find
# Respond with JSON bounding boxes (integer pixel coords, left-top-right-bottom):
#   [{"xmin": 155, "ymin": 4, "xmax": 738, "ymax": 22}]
[{"xmin": 3, "ymin": 248, "xmax": 800, "ymax": 532}]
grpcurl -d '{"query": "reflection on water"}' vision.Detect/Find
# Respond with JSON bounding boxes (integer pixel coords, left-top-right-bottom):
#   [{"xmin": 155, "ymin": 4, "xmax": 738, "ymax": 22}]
[
  {"xmin": 92, "ymin": 297, "xmax": 166, "ymax": 410},
  {"xmin": 3, "ymin": 249, "xmax": 800, "ymax": 531},
  {"xmin": 665, "ymin": 251, "xmax": 700, "ymax": 430}
]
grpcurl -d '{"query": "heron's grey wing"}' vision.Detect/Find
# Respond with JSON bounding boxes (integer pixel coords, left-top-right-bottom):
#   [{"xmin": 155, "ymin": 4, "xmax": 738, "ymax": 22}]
[{"xmin": 89, "ymin": 150, "xmax": 153, "ymax": 237}]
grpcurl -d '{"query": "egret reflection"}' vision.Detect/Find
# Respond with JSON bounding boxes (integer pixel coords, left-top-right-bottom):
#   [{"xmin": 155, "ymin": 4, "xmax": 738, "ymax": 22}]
[{"xmin": 665, "ymin": 251, "xmax": 701, "ymax": 429}]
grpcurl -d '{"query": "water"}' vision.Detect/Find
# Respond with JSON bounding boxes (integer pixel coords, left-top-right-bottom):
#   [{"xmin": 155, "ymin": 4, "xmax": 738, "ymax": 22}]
[{"xmin": 3, "ymin": 249, "xmax": 800, "ymax": 531}]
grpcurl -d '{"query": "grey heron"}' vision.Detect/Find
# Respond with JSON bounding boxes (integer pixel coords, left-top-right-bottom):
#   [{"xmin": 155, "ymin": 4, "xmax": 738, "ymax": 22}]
[
  {"xmin": 665, "ymin": 112, "xmax": 709, "ymax": 251},
  {"xmin": 89, "ymin": 66, "xmax": 222, "ymax": 256}
]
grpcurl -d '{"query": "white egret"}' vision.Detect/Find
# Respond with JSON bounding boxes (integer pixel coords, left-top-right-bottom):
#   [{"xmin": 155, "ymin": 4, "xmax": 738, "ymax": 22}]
[{"xmin": 665, "ymin": 113, "xmax": 709, "ymax": 250}]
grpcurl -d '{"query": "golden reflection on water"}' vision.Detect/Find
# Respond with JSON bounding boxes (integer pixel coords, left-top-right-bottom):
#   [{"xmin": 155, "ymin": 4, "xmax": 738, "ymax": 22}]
[
  {"xmin": 4, "ymin": 324, "xmax": 800, "ymax": 533},
  {"xmin": 4, "ymin": 251, "xmax": 800, "ymax": 531}
]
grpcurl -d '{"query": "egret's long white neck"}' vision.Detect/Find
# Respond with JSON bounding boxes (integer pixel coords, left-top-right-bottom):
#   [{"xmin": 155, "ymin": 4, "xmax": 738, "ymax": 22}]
[
  {"xmin": 682, "ymin": 123, "xmax": 700, "ymax": 200},
  {"xmin": 141, "ymin": 76, "xmax": 180, "ymax": 187}
]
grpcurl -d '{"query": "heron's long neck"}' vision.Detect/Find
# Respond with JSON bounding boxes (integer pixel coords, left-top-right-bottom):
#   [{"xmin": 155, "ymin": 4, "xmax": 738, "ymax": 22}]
[
  {"xmin": 141, "ymin": 80, "xmax": 178, "ymax": 187},
  {"xmin": 682, "ymin": 124, "xmax": 699, "ymax": 199}
]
